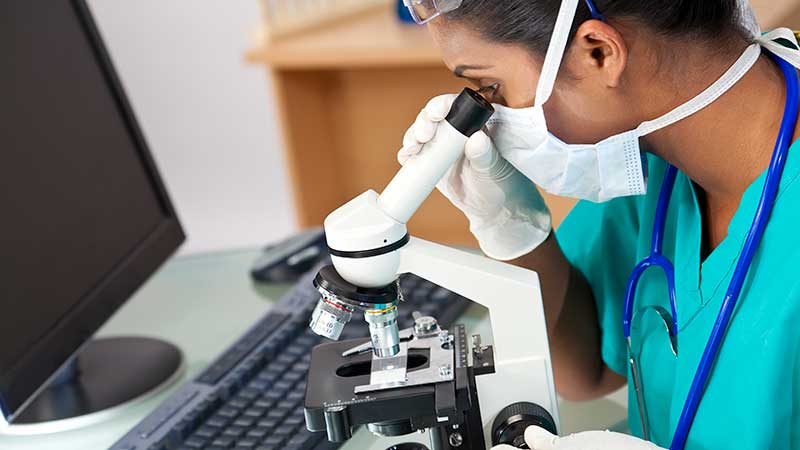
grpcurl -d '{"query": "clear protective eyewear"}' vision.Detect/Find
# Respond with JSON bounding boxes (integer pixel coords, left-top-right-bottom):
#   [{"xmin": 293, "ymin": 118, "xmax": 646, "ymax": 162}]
[
  {"xmin": 402, "ymin": 0, "xmax": 463, "ymax": 24},
  {"xmin": 402, "ymin": 0, "xmax": 605, "ymax": 25}
]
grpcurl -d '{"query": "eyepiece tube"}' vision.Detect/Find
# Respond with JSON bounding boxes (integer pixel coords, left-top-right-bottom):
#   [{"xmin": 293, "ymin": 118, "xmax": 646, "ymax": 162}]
[{"xmin": 379, "ymin": 88, "xmax": 494, "ymax": 224}]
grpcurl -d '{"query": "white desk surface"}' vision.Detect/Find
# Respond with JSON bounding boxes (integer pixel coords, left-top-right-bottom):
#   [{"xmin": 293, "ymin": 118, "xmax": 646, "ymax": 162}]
[{"xmin": 0, "ymin": 248, "xmax": 627, "ymax": 450}]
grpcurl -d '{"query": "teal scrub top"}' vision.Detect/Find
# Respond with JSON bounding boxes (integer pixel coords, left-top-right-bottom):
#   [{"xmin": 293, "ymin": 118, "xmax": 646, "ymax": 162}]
[{"xmin": 556, "ymin": 140, "xmax": 800, "ymax": 449}]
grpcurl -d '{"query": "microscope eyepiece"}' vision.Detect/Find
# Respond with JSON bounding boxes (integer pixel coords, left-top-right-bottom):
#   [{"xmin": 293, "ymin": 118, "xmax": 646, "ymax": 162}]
[{"xmin": 445, "ymin": 87, "xmax": 495, "ymax": 137}]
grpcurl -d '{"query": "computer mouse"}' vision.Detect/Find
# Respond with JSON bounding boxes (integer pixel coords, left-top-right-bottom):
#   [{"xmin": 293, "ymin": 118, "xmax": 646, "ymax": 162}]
[{"xmin": 250, "ymin": 227, "xmax": 328, "ymax": 283}]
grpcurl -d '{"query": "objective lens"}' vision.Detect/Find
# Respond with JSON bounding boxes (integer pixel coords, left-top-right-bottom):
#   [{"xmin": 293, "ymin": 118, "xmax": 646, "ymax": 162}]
[
  {"xmin": 309, "ymin": 293, "xmax": 355, "ymax": 340},
  {"xmin": 365, "ymin": 305, "xmax": 400, "ymax": 357}
]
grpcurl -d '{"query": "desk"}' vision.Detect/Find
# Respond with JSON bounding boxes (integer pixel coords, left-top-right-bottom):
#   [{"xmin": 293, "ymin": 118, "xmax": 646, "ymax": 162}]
[{"xmin": 0, "ymin": 248, "xmax": 626, "ymax": 450}]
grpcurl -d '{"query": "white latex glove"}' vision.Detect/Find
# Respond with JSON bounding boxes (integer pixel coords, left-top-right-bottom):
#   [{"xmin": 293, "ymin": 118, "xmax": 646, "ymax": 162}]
[
  {"xmin": 398, "ymin": 94, "xmax": 551, "ymax": 261},
  {"xmin": 492, "ymin": 426, "xmax": 665, "ymax": 450}
]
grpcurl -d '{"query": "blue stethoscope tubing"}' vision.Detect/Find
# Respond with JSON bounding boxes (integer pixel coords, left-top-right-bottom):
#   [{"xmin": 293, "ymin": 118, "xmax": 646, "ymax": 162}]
[{"xmin": 622, "ymin": 51, "xmax": 800, "ymax": 450}]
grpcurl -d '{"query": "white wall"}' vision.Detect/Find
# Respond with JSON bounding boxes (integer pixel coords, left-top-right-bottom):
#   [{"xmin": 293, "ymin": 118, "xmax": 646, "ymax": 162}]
[{"xmin": 87, "ymin": 0, "xmax": 297, "ymax": 254}]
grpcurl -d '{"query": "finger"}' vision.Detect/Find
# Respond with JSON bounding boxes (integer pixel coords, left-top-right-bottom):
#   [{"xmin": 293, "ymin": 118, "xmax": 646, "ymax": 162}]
[
  {"xmin": 464, "ymin": 131, "xmax": 496, "ymax": 173},
  {"xmin": 424, "ymin": 94, "xmax": 457, "ymax": 122},
  {"xmin": 413, "ymin": 110, "xmax": 437, "ymax": 143},
  {"xmin": 402, "ymin": 125, "xmax": 419, "ymax": 148},
  {"xmin": 490, "ymin": 446, "xmax": 519, "ymax": 450},
  {"xmin": 525, "ymin": 426, "xmax": 560, "ymax": 450},
  {"xmin": 397, "ymin": 144, "xmax": 421, "ymax": 165}
]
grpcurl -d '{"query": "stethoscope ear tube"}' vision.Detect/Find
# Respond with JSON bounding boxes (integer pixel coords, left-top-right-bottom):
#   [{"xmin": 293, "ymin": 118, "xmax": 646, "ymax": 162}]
[{"xmin": 668, "ymin": 52, "xmax": 800, "ymax": 450}]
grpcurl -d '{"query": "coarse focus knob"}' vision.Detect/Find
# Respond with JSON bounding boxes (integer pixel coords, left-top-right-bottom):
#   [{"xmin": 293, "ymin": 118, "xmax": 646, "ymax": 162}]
[
  {"xmin": 491, "ymin": 402, "xmax": 557, "ymax": 448},
  {"xmin": 324, "ymin": 405, "xmax": 352, "ymax": 442}
]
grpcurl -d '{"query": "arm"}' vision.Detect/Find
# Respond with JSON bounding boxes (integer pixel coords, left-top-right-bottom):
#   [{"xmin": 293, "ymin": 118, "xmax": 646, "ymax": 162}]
[{"xmin": 510, "ymin": 233, "xmax": 626, "ymax": 401}]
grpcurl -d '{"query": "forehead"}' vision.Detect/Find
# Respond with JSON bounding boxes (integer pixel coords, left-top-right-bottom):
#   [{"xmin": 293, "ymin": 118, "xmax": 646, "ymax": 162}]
[
  {"xmin": 428, "ymin": 20, "xmax": 539, "ymax": 71},
  {"xmin": 428, "ymin": 21, "xmax": 496, "ymax": 69}
]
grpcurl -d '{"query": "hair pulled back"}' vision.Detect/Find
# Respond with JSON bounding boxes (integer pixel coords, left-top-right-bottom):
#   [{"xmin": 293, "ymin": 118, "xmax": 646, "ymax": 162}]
[{"xmin": 445, "ymin": 0, "xmax": 750, "ymax": 55}]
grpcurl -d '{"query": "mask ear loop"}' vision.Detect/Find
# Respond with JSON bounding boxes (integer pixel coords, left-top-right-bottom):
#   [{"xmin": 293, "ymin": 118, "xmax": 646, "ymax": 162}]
[
  {"xmin": 534, "ymin": 0, "xmax": 605, "ymax": 109},
  {"xmin": 534, "ymin": 0, "xmax": 580, "ymax": 108},
  {"xmin": 634, "ymin": 43, "xmax": 762, "ymax": 138}
]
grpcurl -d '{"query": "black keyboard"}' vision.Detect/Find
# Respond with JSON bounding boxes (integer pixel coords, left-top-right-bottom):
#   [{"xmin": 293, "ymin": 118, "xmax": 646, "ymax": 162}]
[{"xmin": 109, "ymin": 264, "xmax": 472, "ymax": 450}]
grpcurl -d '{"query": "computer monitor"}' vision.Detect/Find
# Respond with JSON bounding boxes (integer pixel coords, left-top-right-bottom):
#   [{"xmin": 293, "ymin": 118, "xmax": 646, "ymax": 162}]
[{"xmin": 0, "ymin": 0, "xmax": 185, "ymax": 429}]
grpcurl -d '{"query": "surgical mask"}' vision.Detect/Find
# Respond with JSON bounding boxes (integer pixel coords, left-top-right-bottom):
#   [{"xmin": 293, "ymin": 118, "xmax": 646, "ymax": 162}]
[{"xmin": 485, "ymin": 0, "xmax": 764, "ymax": 203}]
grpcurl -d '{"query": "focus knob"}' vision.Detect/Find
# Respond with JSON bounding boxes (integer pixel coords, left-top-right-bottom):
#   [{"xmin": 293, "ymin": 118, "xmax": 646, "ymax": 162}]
[{"xmin": 491, "ymin": 402, "xmax": 557, "ymax": 448}]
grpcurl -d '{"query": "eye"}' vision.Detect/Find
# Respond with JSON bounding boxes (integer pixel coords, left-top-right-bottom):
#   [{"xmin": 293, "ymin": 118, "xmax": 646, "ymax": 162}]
[{"xmin": 477, "ymin": 83, "xmax": 502, "ymax": 102}]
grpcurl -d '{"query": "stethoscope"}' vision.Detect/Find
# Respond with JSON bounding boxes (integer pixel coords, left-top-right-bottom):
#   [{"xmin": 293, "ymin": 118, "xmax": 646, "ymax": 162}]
[{"xmin": 623, "ymin": 50, "xmax": 800, "ymax": 450}]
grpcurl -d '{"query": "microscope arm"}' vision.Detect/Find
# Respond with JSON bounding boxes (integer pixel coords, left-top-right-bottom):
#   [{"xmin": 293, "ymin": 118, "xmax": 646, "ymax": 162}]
[{"xmin": 397, "ymin": 237, "xmax": 561, "ymax": 438}]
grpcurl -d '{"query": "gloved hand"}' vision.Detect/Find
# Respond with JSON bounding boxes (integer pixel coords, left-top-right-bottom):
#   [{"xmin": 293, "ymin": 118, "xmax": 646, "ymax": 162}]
[
  {"xmin": 398, "ymin": 94, "xmax": 551, "ymax": 261},
  {"xmin": 492, "ymin": 426, "xmax": 665, "ymax": 450}
]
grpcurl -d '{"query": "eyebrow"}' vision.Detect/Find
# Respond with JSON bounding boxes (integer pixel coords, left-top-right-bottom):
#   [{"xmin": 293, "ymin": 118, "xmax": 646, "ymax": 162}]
[{"xmin": 453, "ymin": 64, "xmax": 493, "ymax": 77}]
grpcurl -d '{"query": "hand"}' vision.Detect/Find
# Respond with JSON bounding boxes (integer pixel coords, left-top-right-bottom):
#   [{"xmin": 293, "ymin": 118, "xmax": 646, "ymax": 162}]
[
  {"xmin": 492, "ymin": 426, "xmax": 665, "ymax": 450},
  {"xmin": 398, "ymin": 94, "xmax": 551, "ymax": 261}
]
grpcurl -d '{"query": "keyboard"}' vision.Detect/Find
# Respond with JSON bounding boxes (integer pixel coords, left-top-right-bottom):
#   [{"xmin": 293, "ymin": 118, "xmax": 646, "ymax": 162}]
[{"xmin": 109, "ymin": 262, "xmax": 472, "ymax": 450}]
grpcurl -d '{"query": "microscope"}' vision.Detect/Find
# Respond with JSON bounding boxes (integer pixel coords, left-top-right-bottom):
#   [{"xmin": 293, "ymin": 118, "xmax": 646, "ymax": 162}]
[{"xmin": 304, "ymin": 89, "xmax": 559, "ymax": 450}]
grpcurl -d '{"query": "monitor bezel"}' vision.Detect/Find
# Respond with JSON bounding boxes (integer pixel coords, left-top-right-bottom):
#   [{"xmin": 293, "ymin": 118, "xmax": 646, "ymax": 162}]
[{"xmin": 0, "ymin": 0, "xmax": 186, "ymax": 422}]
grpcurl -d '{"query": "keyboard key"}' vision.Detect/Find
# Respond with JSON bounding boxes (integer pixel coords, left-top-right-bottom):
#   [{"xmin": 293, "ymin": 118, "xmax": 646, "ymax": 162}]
[
  {"xmin": 277, "ymin": 400, "xmax": 296, "ymax": 410},
  {"xmin": 217, "ymin": 407, "xmax": 240, "ymax": 419},
  {"xmin": 206, "ymin": 414, "xmax": 232, "ymax": 428},
  {"xmin": 259, "ymin": 436, "xmax": 286, "ymax": 448},
  {"xmin": 226, "ymin": 398, "xmax": 249, "ymax": 411},
  {"xmin": 262, "ymin": 390, "xmax": 284, "ymax": 402},
  {"xmin": 194, "ymin": 425, "xmax": 219, "ymax": 439},
  {"xmin": 283, "ymin": 371, "xmax": 305, "ymax": 383},
  {"xmin": 257, "ymin": 369, "xmax": 282, "ymax": 383},
  {"xmin": 234, "ymin": 437, "xmax": 259, "ymax": 448},
  {"xmin": 232, "ymin": 416, "xmax": 255, "ymax": 428},
  {"xmin": 283, "ymin": 415, "xmax": 305, "ymax": 427},
  {"xmin": 211, "ymin": 435, "xmax": 236, "ymax": 448},
  {"xmin": 221, "ymin": 426, "xmax": 246, "ymax": 438},
  {"xmin": 245, "ymin": 427, "xmax": 270, "ymax": 439},
  {"xmin": 273, "ymin": 381, "xmax": 293, "ymax": 393},
  {"xmin": 247, "ymin": 378, "xmax": 271, "ymax": 391},
  {"xmin": 286, "ymin": 391, "xmax": 304, "ymax": 403},
  {"xmin": 183, "ymin": 436, "xmax": 206, "ymax": 449},
  {"xmin": 266, "ymin": 408, "xmax": 289, "ymax": 421},
  {"xmin": 256, "ymin": 418, "xmax": 279, "ymax": 429},
  {"xmin": 253, "ymin": 398, "xmax": 275, "ymax": 409},
  {"xmin": 238, "ymin": 387, "xmax": 261, "ymax": 400},
  {"xmin": 242, "ymin": 407, "xmax": 267, "ymax": 419},
  {"xmin": 276, "ymin": 354, "xmax": 297, "ymax": 366},
  {"xmin": 275, "ymin": 424, "xmax": 296, "ymax": 435}
]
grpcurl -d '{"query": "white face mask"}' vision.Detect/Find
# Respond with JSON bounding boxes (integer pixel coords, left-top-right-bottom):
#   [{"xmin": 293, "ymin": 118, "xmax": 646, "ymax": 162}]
[{"xmin": 485, "ymin": 0, "xmax": 765, "ymax": 203}]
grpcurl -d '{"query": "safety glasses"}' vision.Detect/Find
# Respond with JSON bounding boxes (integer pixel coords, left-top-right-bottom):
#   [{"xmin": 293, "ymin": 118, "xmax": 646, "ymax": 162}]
[
  {"xmin": 402, "ymin": 0, "xmax": 463, "ymax": 24},
  {"xmin": 403, "ymin": 0, "xmax": 604, "ymax": 25}
]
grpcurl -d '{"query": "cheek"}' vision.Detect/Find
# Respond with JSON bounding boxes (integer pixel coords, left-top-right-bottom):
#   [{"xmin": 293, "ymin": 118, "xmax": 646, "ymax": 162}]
[{"xmin": 543, "ymin": 82, "xmax": 633, "ymax": 144}]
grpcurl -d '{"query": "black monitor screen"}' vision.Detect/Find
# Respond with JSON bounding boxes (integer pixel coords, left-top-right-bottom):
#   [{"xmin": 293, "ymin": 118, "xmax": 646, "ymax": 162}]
[{"xmin": 0, "ymin": 1, "xmax": 184, "ymax": 419}]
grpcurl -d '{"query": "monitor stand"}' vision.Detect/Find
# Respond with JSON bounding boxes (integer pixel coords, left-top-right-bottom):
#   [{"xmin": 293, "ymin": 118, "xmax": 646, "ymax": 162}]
[{"xmin": 7, "ymin": 336, "xmax": 183, "ymax": 434}]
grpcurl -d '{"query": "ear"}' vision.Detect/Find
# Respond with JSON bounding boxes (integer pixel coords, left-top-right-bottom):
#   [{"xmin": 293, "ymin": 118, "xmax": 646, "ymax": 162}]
[{"xmin": 567, "ymin": 20, "xmax": 628, "ymax": 88}]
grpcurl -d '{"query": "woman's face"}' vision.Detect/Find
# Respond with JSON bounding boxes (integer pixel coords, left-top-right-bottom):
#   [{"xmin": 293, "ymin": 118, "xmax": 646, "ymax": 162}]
[{"xmin": 428, "ymin": 20, "xmax": 642, "ymax": 144}]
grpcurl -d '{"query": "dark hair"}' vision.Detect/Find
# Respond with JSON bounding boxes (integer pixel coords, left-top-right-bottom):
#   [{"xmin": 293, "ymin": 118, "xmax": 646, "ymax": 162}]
[{"xmin": 445, "ymin": 0, "xmax": 750, "ymax": 56}]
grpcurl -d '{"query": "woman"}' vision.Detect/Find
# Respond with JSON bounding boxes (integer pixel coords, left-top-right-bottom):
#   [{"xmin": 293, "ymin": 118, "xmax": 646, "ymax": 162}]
[{"xmin": 399, "ymin": 0, "xmax": 800, "ymax": 449}]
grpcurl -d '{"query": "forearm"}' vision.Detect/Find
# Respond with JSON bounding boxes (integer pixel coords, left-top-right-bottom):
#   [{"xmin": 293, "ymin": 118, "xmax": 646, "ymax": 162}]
[{"xmin": 509, "ymin": 233, "xmax": 626, "ymax": 400}]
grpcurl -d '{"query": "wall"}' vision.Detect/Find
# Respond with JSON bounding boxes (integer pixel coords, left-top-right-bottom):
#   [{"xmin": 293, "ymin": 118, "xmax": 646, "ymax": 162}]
[{"xmin": 87, "ymin": 1, "xmax": 297, "ymax": 255}]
